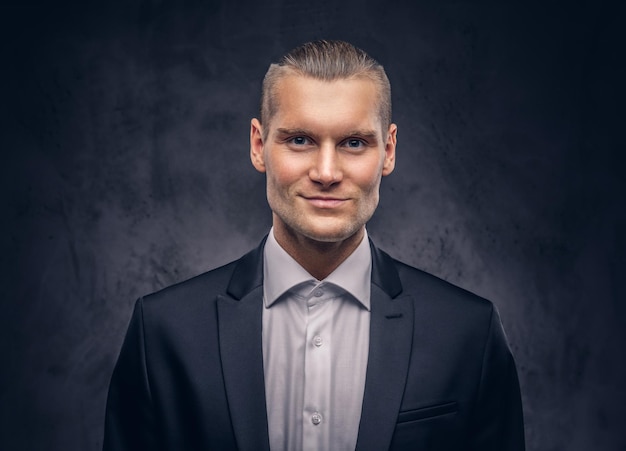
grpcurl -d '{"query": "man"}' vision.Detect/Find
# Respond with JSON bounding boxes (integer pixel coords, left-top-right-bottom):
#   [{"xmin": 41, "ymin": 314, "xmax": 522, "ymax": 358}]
[{"xmin": 104, "ymin": 40, "xmax": 525, "ymax": 450}]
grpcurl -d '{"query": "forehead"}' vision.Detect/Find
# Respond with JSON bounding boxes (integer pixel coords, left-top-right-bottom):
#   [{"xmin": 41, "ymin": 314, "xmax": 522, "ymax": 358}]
[{"xmin": 271, "ymin": 75, "xmax": 382, "ymax": 133}]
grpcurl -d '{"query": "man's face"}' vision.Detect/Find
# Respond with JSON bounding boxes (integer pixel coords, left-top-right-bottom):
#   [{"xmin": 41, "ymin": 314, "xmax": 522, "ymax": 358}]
[{"xmin": 250, "ymin": 74, "xmax": 396, "ymax": 244}]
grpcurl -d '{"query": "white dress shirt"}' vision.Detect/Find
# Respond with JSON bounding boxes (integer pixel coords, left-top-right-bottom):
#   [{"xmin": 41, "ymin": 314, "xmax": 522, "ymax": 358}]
[{"xmin": 262, "ymin": 228, "xmax": 371, "ymax": 451}]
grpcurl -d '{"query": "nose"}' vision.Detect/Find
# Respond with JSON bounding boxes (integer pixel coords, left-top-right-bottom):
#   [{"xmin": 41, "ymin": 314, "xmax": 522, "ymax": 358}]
[{"xmin": 309, "ymin": 143, "xmax": 343, "ymax": 187}]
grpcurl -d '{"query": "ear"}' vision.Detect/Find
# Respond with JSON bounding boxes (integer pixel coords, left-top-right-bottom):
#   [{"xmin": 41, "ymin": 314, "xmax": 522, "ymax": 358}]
[
  {"xmin": 382, "ymin": 123, "xmax": 397, "ymax": 176},
  {"xmin": 250, "ymin": 118, "xmax": 266, "ymax": 173}
]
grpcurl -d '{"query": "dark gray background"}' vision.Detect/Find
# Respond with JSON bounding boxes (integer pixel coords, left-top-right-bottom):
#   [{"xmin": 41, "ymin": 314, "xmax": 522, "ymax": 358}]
[{"xmin": 1, "ymin": 0, "xmax": 624, "ymax": 450}]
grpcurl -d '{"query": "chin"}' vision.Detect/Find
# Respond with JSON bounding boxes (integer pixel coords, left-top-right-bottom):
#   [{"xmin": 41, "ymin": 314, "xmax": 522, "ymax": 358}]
[{"xmin": 299, "ymin": 222, "xmax": 363, "ymax": 243}]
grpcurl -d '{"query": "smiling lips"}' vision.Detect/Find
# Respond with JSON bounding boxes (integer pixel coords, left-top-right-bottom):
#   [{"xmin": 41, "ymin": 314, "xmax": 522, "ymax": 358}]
[{"xmin": 302, "ymin": 195, "xmax": 348, "ymax": 209}]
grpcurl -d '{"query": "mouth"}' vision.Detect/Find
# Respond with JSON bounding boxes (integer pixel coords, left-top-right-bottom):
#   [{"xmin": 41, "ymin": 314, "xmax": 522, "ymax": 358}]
[{"xmin": 302, "ymin": 195, "xmax": 348, "ymax": 209}]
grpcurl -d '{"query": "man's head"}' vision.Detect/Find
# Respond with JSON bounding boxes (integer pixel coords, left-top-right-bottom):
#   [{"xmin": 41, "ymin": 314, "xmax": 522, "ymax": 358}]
[
  {"xmin": 260, "ymin": 40, "xmax": 391, "ymax": 140},
  {"xmin": 250, "ymin": 40, "xmax": 397, "ymax": 249}
]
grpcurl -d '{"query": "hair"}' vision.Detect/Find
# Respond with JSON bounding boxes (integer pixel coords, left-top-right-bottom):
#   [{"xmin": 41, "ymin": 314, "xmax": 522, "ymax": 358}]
[{"xmin": 260, "ymin": 40, "xmax": 391, "ymax": 140}]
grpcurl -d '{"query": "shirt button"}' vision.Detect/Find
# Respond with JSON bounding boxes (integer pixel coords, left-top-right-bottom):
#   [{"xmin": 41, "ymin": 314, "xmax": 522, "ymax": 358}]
[
  {"xmin": 311, "ymin": 411, "xmax": 323, "ymax": 425},
  {"xmin": 313, "ymin": 335, "xmax": 323, "ymax": 347},
  {"xmin": 313, "ymin": 290, "xmax": 323, "ymax": 297}
]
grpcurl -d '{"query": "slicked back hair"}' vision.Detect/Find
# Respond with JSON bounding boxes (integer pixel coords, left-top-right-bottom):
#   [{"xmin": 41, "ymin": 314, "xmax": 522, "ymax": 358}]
[{"xmin": 260, "ymin": 40, "xmax": 392, "ymax": 141}]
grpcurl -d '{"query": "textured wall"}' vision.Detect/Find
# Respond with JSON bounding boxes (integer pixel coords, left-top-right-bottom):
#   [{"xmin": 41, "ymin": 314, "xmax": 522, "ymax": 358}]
[{"xmin": 1, "ymin": 1, "xmax": 624, "ymax": 450}]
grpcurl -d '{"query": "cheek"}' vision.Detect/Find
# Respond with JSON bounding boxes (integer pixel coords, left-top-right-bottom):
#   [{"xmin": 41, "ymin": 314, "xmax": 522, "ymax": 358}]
[
  {"xmin": 265, "ymin": 158, "xmax": 302, "ymax": 195},
  {"xmin": 267, "ymin": 154, "xmax": 307, "ymax": 185},
  {"xmin": 351, "ymin": 160, "xmax": 384, "ymax": 192}
]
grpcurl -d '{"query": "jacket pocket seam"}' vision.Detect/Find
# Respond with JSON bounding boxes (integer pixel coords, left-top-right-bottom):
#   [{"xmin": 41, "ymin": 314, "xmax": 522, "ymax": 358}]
[{"xmin": 397, "ymin": 401, "xmax": 458, "ymax": 424}]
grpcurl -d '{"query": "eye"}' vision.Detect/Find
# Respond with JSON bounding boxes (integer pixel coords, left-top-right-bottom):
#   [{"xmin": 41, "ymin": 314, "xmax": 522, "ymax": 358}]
[
  {"xmin": 344, "ymin": 139, "xmax": 366, "ymax": 149},
  {"xmin": 289, "ymin": 136, "xmax": 311, "ymax": 146}
]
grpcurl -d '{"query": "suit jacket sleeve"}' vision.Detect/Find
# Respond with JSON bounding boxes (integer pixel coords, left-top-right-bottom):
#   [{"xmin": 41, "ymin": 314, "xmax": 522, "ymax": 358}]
[
  {"xmin": 469, "ymin": 305, "xmax": 525, "ymax": 451},
  {"xmin": 103, "ymin": 298, "xmax": 159, "ymax": 451}
]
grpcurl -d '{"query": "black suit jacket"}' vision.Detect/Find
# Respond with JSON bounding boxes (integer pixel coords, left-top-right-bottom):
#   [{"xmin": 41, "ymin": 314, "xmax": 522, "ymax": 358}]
[{"xmin": 104, "ymin": 238, "xmax": 525, "ymax": 450}]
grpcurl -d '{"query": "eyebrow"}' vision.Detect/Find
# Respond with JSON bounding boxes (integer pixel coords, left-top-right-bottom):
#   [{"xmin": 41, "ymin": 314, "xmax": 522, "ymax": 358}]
[
  {"xmin": 276, "ymin": 128, "xmax": 310, "ymax": 136},
  {"xmin": 275, "ymin": 128, "xmax": 379, "ymax": 141},
  {"xmin": 345, "ymin": 130, "xmax": 379, "ymax": 141}
]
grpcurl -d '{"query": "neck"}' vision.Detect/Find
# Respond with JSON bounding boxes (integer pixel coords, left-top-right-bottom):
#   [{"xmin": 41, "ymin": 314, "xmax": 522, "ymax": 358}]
[{"xmin": 272, "ymin": 222, "xmax": 365, "ymax": 281}]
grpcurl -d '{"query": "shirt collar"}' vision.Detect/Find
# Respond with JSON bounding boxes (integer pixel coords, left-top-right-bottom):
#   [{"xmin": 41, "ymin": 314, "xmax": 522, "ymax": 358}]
[{"xmin": 263, "ymin": 228, "xmax": 372, "ymax": 311}]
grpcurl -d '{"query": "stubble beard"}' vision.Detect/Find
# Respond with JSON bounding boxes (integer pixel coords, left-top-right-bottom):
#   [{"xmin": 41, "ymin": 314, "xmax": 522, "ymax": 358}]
[{"xmin": 267, "ymin": 184, "xmax": 380, "ymax": 244}]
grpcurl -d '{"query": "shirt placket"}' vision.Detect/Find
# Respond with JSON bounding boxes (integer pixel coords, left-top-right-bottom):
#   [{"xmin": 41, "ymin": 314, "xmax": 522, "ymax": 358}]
[{"xmin": 302, "ymin": 282, "xmax": 333, "ymax": 451}]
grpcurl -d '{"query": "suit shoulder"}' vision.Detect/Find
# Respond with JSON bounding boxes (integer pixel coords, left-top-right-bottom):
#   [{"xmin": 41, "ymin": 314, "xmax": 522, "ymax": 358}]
[
  {"xmin": 140, "ymin": 258, "xmax": 238, "ymax": 311},
  {"xmin": 391, "ymin": 255, "xmax": 494, "ymax": 315}
]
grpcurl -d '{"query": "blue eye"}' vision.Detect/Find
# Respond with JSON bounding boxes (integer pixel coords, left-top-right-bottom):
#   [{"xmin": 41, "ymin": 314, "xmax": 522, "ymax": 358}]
[
  {"xmin": 290, "ymin": 136, "xmax": 309, "ymax": 145},
  {"xmin": 346, "ymin": 139, "xmax": 364, "ymax": 148}
]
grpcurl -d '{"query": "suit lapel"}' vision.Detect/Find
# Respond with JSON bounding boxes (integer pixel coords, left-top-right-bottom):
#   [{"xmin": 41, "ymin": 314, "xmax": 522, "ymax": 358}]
[
  {"xmin": 356, "ymin": 244, "xmax": 414, "ymax": 451},
  {"xmin": 217, "ymin": 241, "xmax": 270, "ymax": 451}
]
